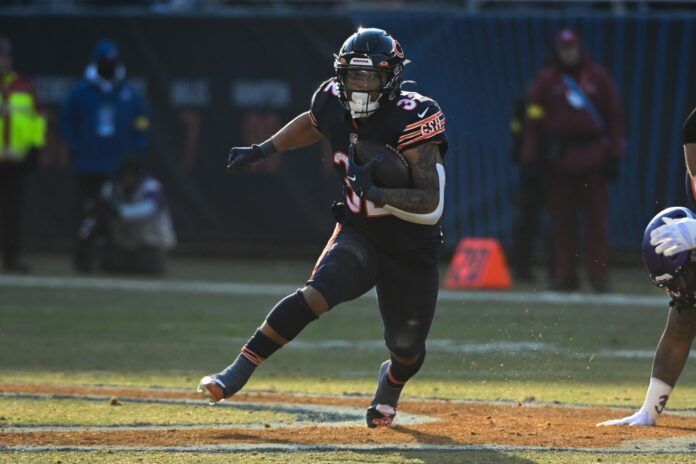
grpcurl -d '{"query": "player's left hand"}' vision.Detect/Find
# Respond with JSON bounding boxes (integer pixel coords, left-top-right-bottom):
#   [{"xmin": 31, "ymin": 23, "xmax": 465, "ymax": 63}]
[
  {"xmin": 226, "ymin": 145, "xmax": 265, "ymax": 171},
  {"xmin": 347, "ymin": 147, "xmax": 383, "ymax": 199},
  {"xmin": 650, "ymin": 217, "xmax": 696, "ymax": 257}
]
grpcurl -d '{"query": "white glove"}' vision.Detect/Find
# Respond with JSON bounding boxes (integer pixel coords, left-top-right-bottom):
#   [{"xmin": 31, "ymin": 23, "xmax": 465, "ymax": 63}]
[
  {"xmin": 650, "ymin": 217, "xmax": 696, "ymax": 257},
  {"xmin": 596, "ymin": 409, "xmax": 655, "ymax": 427}
]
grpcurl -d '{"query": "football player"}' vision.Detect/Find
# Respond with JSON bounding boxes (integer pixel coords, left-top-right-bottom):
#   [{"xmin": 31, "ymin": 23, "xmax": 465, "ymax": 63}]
[
  {"xmin": 198, "ymin": 28, "xmax": 447, "ymax": 429},
  {"xmin": 597, "ymin": 110, "xmax": 696, "ymax": 426}
]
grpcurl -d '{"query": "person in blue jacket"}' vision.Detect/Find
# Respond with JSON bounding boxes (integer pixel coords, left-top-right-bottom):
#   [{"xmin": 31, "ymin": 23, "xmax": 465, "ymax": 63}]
[{"xmin": 61, "ymin": 39, "xmax": 150, "ymax": 272}]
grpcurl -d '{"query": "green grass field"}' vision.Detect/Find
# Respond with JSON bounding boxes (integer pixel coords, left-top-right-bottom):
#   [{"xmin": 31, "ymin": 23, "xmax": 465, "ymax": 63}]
[{"xmin": 1, "ymin": 254, "xmax": 695, "ymax": 463}]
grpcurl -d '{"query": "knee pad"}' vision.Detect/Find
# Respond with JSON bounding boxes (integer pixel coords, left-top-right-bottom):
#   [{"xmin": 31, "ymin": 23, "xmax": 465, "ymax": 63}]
[
  {"xmin": 265, "ymin": 290, "xmax": 318, "ymax": 341},
  {"xmin": 388, "ymin": 349, "xmax": 426, "ymax": 384},
  {"xmin": 386, "ymin": 335, "xmax": 426, "ymax": 360}
]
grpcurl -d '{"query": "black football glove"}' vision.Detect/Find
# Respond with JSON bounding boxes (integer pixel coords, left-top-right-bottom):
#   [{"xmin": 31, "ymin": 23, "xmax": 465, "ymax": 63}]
[
  {"xmin": 347, "ymin": 148, "xmax": 383, "ymax": 199},
  {"xmin": 226, "ymin": 145, "xmax": 266, "ymax": 172}
]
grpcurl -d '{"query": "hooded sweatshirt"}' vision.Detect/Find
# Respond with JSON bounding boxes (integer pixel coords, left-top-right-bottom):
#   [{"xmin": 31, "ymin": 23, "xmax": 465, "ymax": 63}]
[{"xmin": 60, "ymin": 61, "xmax": 150, "ymax": 174}]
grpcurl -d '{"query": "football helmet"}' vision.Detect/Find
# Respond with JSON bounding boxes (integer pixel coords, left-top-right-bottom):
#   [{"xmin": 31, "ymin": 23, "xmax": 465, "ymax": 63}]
[
  {"xmin": 334, "ymin": 27, "xmax": 407, "ymax": 118},
  {"xmin": 643, "ymin": 206, "xmax": 696, "ymax": 304}
]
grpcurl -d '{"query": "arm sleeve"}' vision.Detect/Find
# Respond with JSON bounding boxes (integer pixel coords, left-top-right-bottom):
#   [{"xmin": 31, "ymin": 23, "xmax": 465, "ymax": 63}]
[
  {"xmin": 683, "ymin": 108, "xmax": 696, "ymax": 144},
  {"xmin": 396, "ymin": 100, "xmax": 447, "ymax": 153},
  {"xmin": 520, "ymin": 74, "xmax": 545, "ymax": 165},
  {"xmin": 23, "ymin": 80, "xmax": 46, "ymax": 149},
  {"xmin": 118, "ymin": 196, "xmax": 158, "ymax": 221},
  {"xmin": 33, "ymin": 113, "xmax": 46, "ymax": 149},
  {"xmin": 118, "ymin": 181, "xmax": 161, "ymax": 221},
  {"xmin": 131, "ymin": 88, "xmax": 150, "ymax": 155}
]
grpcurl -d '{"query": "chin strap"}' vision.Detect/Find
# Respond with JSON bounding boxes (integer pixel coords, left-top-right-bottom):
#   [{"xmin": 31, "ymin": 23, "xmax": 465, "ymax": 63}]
[{"xmin": 383, "ymin": 164, "xmax": 445, "ymax": 226}]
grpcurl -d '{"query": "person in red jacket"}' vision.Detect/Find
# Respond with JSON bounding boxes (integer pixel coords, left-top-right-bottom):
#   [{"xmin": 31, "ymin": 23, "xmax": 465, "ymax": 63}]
[{"xmin": 521, "ymin": 29, "xmax": 625, "ymax": 292}]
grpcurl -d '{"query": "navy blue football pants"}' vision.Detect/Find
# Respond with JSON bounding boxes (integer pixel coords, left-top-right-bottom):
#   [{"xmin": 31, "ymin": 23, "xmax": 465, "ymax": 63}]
[{"xmin": 306, "ymin": 223, "xmax": 439, "ymax": 358}]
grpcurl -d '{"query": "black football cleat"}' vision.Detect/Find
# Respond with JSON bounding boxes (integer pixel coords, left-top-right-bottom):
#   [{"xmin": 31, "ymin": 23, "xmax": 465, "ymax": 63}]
[{"xmin": 366, "ymin": 403, "xmax": 397, "ymax": 429}]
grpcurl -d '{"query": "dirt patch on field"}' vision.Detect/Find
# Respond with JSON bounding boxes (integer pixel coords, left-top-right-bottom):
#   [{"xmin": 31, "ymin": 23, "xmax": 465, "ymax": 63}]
[{"xmin": 2, "ymin": 383, "xmax": 696, "ymax": 450}]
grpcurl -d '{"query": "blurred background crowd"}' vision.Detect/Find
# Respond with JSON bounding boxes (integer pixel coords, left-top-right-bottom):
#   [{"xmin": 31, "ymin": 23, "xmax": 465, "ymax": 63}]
[
  {"xmin": 0, "ymin": 0, "xmax": 694, "ymax": 292},
  {"xmin": 2, "ymin": 1, "xmax": 694, "ymax": 12}
]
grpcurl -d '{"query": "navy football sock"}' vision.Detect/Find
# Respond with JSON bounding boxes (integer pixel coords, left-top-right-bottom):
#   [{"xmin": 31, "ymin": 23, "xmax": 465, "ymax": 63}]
[
  {"xmin": 217, "ymin": 329, "xmax": 282, "ymax": 397},
  {"xmin": 216, "ymin": 354, "xmax": 256, "ymax": 397},
  {"xmin": 371, "ymin": 360, "xmax": 404, "ymax": 408},
  {"xmin": 216, "ymin": 291, "xmax": 318, "ymax": 397},
  {"xmin": 371, "ymin": 352, "xmax": 426, "ymax": 408}
]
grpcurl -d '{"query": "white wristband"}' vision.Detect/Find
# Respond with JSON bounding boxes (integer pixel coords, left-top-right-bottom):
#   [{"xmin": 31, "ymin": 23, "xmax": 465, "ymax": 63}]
[{"xmin": 639, "ymin": 377, "xmax": 673, "ymax": 422}]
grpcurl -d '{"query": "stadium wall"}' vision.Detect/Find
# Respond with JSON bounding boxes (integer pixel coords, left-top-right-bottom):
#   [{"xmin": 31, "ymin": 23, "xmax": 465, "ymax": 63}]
[{"xmin": 2, "ymin": 11, "xmax": 695, "ymax": 250}]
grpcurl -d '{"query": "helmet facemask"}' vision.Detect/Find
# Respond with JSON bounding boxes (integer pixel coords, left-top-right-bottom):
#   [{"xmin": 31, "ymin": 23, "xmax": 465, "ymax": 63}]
[
  {"xmin": 337, "ymin": 68, "xmax": 383, "ymax": 117},
  {"xmin": 335, "ymin": 60, "xmax": 404, "ymax": 118}
]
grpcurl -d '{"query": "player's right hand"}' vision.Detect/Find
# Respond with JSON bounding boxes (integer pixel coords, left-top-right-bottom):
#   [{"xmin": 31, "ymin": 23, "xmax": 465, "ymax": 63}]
[
  {"xmin": 650, "ymin": 217, "xmax": 696, "ymax": 257},
  {"xmin": 596, "ymin": 409, "xmax": 655, "ymax": 427},
  {"xmin": 226, "ymin": 145, "xmax": 265, "ymax": 171},
  {"xmin": 346, "ymin": 154, "xmax": 382, "ymax": 199}
]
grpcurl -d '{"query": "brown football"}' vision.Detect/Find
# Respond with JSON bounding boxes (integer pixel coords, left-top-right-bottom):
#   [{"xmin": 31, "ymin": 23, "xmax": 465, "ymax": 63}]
[{"xmin": 353, "ymin": 140, "xmax": 411, "ymax": 189}]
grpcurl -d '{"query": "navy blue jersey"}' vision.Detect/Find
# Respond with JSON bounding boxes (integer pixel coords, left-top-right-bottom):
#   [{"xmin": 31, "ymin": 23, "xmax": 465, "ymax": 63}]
[{"xmin": 310, "ymin": 78, "xmax": 448, "ymax": 252}]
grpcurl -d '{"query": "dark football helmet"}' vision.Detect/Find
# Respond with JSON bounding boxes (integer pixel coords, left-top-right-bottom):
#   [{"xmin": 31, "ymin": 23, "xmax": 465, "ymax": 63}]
[
  {"xmin": 334, "ymin": 27, "xmax": 407, "ymax": 118},
  {"xmin": 643, "ymin": 206, "xmax": 696, "ymax": 304}
]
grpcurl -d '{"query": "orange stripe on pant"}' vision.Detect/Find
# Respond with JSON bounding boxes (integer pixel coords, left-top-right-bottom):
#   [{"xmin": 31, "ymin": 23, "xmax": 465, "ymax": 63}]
[{"xmin": 310, "ymin": 223, "xmax": 342, "ymax": 279}]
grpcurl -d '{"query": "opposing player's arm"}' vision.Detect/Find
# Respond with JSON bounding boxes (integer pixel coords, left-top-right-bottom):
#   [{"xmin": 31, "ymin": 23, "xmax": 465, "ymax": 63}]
[
  {"xmin": 370, "ymin": 142, "xmax": 445, "ymax": 225},
  {"xmin": 684, "ymin": 144, "xmax": 696, "ymax": 178},
  {"xmin": 227, "ymin": 112, "xmax": 323, "ymax": 171},
  {"xmin": 683, "ymin": 108, "xmax": 696, "ymax": 177},
  {"xmin": 650, "ymin": 110, "xmax": 696, "ymax": 254}
]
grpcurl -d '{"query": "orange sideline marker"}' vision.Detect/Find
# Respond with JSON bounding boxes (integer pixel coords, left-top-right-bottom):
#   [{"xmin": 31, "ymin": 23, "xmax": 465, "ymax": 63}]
[{"xmin": 444, "ymin": 238, "xmax": 512, "ymax": 290}]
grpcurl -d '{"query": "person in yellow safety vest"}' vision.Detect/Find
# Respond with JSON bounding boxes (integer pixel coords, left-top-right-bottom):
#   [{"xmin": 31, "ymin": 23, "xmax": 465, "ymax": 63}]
[{"xmin": 0, "ymin": 37, "xmax": 46, "ymax": 273}]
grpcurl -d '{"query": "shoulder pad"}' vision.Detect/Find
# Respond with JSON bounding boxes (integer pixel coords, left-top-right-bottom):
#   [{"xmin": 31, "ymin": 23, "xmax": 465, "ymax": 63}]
[
  {"xmin": 394, "ymin": 93, "xmax": 445, "ymax": 151},
  {"xmin": 311, "ymin": 78, "xmax": 340, "ymax": 106},
  {"xmin": 310, "ymin": 78, "xmax": 340, "ymax": 132}
]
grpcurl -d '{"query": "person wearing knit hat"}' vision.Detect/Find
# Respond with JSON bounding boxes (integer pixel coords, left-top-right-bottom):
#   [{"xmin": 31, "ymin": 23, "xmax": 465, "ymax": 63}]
[
  {"xmin": 60, "ymin": 39, "xmax": 150, "ymax": 273},
  {"xmin": 520, "ymin": 29, "xmax": 625, "ymax": 292}
]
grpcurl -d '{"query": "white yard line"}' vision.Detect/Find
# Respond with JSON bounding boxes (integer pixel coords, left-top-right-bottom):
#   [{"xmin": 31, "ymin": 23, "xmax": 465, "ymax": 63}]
[
  {"xmin": 0, "ymin": 274, "xmax": 668, "ymax": 307},
  {"xmin": 216, "ymin": 337, "xmax": 673, "ymax": 359},
  {"xmin": 2, "ymin": 391, "xmax": 695, "ymax": 453},
  {"xmin": 0, "ymin": 274, "xmax": 672, "ymax": 358},
  {"xmin": 2, "ymin": 443, "xmax": 695, "ymax": 454},
  {"xmin": 0, "ymin": 393, "xmax": 435, "ymax": 431}
]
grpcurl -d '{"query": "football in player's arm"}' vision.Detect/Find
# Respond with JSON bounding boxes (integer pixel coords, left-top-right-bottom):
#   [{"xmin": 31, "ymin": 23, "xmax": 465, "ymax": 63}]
[
  {"xmin": 597, "ymin": 109, "xmax": 696, "ymax": 427},
  {"xmin": 202, "ymin": 28, "xmax": 446, "ymax": 429},
  {"xmin": 226, "ymin": 110, "xmax": 444, "ymax": 225}
]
